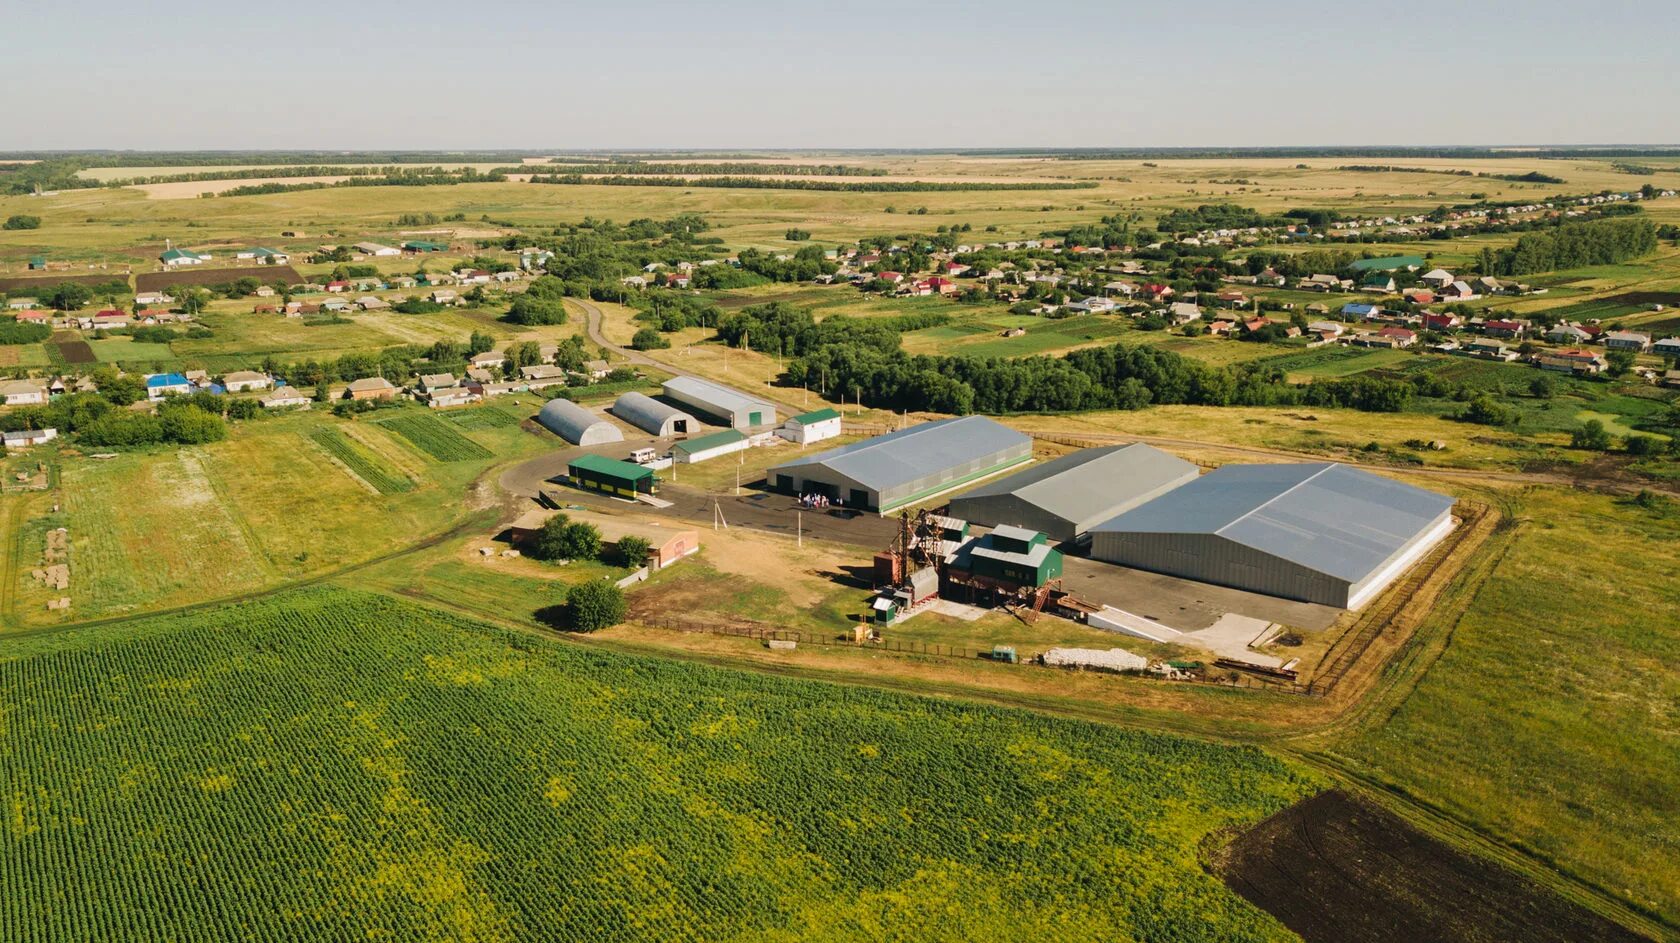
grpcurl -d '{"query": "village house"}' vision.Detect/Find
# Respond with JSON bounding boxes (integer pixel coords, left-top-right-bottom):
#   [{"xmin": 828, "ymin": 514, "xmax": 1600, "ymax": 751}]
[
  {"xmin": 145, "ymin": 373, "xmax": 191, "ymax": 400},
  {"xmin": 260, "ymin": 386, "xmax": 311, "ymax": 409},
  {"xmin": 353, "ymin": 242, "xmax": 401, "ymax": 257},
  {"xmin": 1377, "ymin": 326, "xmax": 1417, "ymax": 348},
  {"xmin": 1538, "ymin": 348, "xmax": 1607, "ymax": 375},
  {"xmin": 1462, "ymin": 339, "xmax": 1519, "ymax": 361},
  {"xmin": 0, "ymin": 379, "xmax": 48, "ymax": 407},
  {"xmin": 159, "ymin": 247, "xmax": 207, "ymax": 266},
  {"xmin": 1167, "ymin": 302, "xmax": 1203, "ymax": 325},
  {"xmin": 1422, "ymin": 311, "xmax": 1463, "ymax": 332},
  {"xmin": 416, "ymin": 373, "xmax": 457, "ymax": 395},
  {"xmin": 469, "ymin": 350, "xmax": 506, "ymax": 371},
  {"xmin": 1419, "ymin": 268, "xmax": 1455, "ymax": 289},
  {"xmin": 1483, "ymin": 319, "xmax": 1528, "ymax": 339},
  {"xmin": 1603, "ymin": 331, "xmax": 1651, "ymax": 352},
  {"xmin": 222, "ymin": 370, "xmax": 272, "ymax": 393},
  {"xmin": 520, "ymin": 365, "xmax": 568, "ymax": 389},
  {"xmin": 1653, "ymin": 337, "xmax": 1680, "ymax": 357},
  {"xmin": 1546, "ymin": 322, "xmax": 1598, "ymax": 344},
  {"xmin": 346, "ymin": 377, "xmax": 398, "ymax": 401}
]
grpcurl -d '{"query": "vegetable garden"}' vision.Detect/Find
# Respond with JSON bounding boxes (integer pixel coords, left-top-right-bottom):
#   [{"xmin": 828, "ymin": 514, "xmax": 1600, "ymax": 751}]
[
  {"xmin": 306, "ymin": 427, "xmax": 414, "ymax": 494},
  {"xmin": 0, "ymin": 588, "xmax": 1318, "ymax": 943},
  {"xmin": 376, "ymin": 412, "xmax": 493, "ymax": 462}
]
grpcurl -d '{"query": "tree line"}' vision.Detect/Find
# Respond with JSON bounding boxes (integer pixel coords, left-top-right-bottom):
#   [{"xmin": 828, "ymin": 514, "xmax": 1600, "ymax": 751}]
[
  {"xmin": 1490, "ymin": 217, "xmax": 1657, "ymax": 276},
  {"xmin": 526, "ymin": 174, "xmax": 1097, "ymax": 193}
]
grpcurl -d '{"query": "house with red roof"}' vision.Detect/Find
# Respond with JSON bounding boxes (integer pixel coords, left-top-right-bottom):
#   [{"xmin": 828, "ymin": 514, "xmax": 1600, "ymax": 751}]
[
  {"xmin": 1421, "ymin": 311, "xmax": 1462, "ymax": 331},
  {"xmin": 1378, "ymin": 326, "xmax": 1417, "ymax": 347},
  {"xmin": 1483, "ymin": 319, "xmax": 1528, "ymax": 339}
]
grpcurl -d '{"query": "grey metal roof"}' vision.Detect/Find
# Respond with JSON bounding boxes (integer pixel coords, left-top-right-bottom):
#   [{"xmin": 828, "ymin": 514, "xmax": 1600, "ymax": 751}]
[
  {"xmin": 537, "ymin": 398, "xmax": 622, "ymax": 445},
  {"xmin": 612, "ymin": 392, "xmax": 694, "ymax": 434},
  {"xmin": 770, "ymin": 416, "xmax": 1029, "ymax": 491},
  {"xmin": 952, "ymin": 444, "xmax": 1198, "ymax": 528},
  {"xmin": 1091, "ymin": 463, "xmax": 1454, "ymax": 583},
  {"xmin": 662, "ymin": 376, "xmax": 775, "ymax": 416},
  {"xmin": 988, "ymin": 524, "xmax": 1041, "ymax": 544}
]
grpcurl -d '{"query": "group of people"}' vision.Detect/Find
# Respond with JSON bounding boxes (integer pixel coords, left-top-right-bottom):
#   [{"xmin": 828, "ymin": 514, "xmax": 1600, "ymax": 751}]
[{"xmin": 797, "ymin": 493, "xmax": 841, "ymax": 510}]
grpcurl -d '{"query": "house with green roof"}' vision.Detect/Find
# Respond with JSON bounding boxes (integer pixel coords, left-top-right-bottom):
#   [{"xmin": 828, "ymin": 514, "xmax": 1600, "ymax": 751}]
[
  {"xmin": 778, "ymin": 407, "xmax": 842, "ymax": 445},
  {"xmin": 159, "ymin": 247, "xmax": 206, "ymax": 266},
  {"xmin": 403, "ymin": 240, "xmax": 449, "ymax": 253}
]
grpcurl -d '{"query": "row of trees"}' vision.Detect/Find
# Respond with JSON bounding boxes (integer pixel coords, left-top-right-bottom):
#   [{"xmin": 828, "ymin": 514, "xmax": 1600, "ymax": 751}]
[{"xmin": 1491, "ymin": 217, "xmax": 1658, "ymax": 276}]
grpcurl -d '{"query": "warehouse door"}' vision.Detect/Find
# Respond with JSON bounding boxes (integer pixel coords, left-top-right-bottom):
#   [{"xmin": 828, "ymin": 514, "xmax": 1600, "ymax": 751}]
[
  {"xmin": 749, "ymin": 410, "xmax": 763, "ymax": 426},
  {"xmin": 849, "ymin": 488, "xmax": 870, "ymax": 509}
]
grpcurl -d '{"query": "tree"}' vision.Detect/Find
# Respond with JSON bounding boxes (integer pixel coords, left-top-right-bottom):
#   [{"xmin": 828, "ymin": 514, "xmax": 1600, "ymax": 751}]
[
  {"xmin": 562, "ymin": 580, "xmax": 627, "ymax": 633},
  {"xmin": 45, "ymin": 283, "xmax": 93, "ymax": 311},
  {"xmin": 1528, "ymin": 374, "xmax": 1556, "ymax": 399},
  {"xmin": 1571, "ymin": 419, "xmax": 1612, "ymax": 451},
  {"xmin": 3, "ymin": 214, "xmax": 41, "ymax": 230},
  {"xmin": 617, "ymin": 536, "xmax": 652, "ymax": 568},
  {"xmin": 528, "ymin": 515, "xmax": 602, "ymax": 562},
  {"xmin": 1605, "ymin": 350, "xmax": 1636, "ymax": 377},
  {"xmin": 1623, "ymin": 434, "xmax": 1660, "ymax": 456},
  {"xmin": 159, "ymin": 404, "xmax": 227, "ymax": 444},
  {"xmin": 630, "ymin": 327, "xmax": 670, "ymax": 350},
  {"xmin": 505, "ymin": 295, "xmax": 568, "ymax": 325},
  {"xmin": 467, "ymin": 330, "xmax": 495, "ymax": 355},
  {"xmin": 175, "ymin": 286, "xmax": 212, "ymax": 316}
]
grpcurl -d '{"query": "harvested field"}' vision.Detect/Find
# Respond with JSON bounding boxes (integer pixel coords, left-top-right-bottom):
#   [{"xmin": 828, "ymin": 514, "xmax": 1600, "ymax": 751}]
[
  {"xmin": 135, "ymin": 265, "xmax": 302, "ymax": 292},
  {"xmin": 54, "ymin": 339, "xmax": 95, "ymax": 363},
  {"xmin": 1216, "ymin": 790, "xmax": 1646, "ymax": 943},
  {"xmin": 0, "ymin": 273, "xmax": 128, "ymax": 293},
  {"xmin": 130, "ymin": 175, "xmax": 353, "ymax": 199}
]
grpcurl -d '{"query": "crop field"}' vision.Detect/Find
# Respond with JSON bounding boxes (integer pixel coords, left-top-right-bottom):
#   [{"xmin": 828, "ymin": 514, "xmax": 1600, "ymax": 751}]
[
  {"xmin": 134, "ymin": 265, "xmax": 302, "ymax": 293},
  {"xmin": 306, "ymin": 426, "xmax": 415, "ymax": 494},
  {"xmin": 0, "ymin": 273, "xmax": 124, "ymax": 293},
  {"xmin": 445, "ymin": 403, "xmax": 526, "ymax": 429},
  {"xmin": 375, "ymin": 412, "xmax": 494, "ymax": 462},
  {"xmin": 0, "ymin": 587, "xmax": 1320, "ymax": 943}
]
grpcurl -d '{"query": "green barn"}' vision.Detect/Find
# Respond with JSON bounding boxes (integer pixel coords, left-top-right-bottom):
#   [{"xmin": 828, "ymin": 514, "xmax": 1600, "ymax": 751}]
[{"xmin": 568, "ymin": 454, "xmax": 658, "ymax": 498}]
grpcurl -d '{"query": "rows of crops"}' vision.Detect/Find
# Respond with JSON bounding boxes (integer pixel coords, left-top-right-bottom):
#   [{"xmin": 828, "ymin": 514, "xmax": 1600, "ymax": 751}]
[
  {"xmin": 305, "ymin": 427, "xmax": 414, "ymax": 494},
  {"xmin": 376, "ymin": 412, "xmax": 493, "ymax": 462},
  {"xmin": 0, "ymin": 587, "xmax": 1317, "ymax": 942},
  {"xmin": 444, "ymin": 405, "xmax": 523, "ymax": 430}
]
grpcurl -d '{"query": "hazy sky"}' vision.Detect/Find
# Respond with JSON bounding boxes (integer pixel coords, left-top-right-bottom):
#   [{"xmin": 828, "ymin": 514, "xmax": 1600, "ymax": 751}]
[{"xmin": 4, "ymin": 0, "xmax": 1676, "ymax": 150}]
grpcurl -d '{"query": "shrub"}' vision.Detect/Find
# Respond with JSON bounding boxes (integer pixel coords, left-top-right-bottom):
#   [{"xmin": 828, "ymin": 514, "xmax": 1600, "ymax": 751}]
[
  {"xmin": 159, "ymin": 404, "xmax": 227, "ymax": 444},
  {"xmin": 617, "ymin": 536, "xmax": 652, "ymax": 568},
  {"xmin": 529, "ymin": 515, "xmax": 603, "ymax": 562},
  {"xmin": 630, "ymin": 327, "xmax": 670, "ymax": 350},
  {"xmin": 1571, "ymin": 419, "xmax": 1612, "ymax": 451},
  {"xmin": 563, "ymin": 580, "xmax": 627, "ymax": 633},
  {"xmin": 3, "ymin": 214, "xmax": 41, "ymax": 230}
]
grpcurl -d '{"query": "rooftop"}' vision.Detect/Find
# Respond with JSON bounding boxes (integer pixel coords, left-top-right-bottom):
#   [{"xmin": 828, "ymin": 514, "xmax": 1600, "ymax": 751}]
[
  {"xmin": 770, "ymin": 416, "xmax": 1029, "ymax": 491},
  {"xmin": 663, "ymin": 376, "xmax": 776, "ymax": 416},
  {"xmin": 1091, "ymin": 462, "xmax": 1455, "ymax": 583}
]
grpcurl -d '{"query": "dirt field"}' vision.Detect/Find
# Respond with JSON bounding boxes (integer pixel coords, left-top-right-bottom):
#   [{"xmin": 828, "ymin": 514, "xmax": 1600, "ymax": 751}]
[
  {"xmin": 51, "ymin": 333, "xmax": 94, "ymax": 363},
  {"xmin": 0, "ymin": 273, "xmax": 125, "ymax": 293},
  {"xmin": 1215, "ymin": 790, "xmax": 1648, "ymax": 943},
  {"xmin": 130, "ymin": 176, "xmax": 354, "ymax": 199},
  {"xmin": 135, "ymin": 265, "xmax": 301, "ymax": 292}
]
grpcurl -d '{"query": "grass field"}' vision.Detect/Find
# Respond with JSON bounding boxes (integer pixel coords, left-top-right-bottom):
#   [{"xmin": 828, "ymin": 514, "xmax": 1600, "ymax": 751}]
[
  {"xmin": 1315, "ymin": 489, "xmax": 1680, "ymax": 927},
  {"xmin": 0, "ymin": 586, "xmax": 1319, "ymax": 942}
]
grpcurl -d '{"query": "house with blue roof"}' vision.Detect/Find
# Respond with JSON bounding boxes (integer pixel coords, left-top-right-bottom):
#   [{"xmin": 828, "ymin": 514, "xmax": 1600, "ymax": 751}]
[
  {"xmin": 1340, "ymin": 302, "xmax": 1379, "ymax": 321},
  {"xmin": 146, "ymin": 373, "xmax": 192, "ymax": 400}
]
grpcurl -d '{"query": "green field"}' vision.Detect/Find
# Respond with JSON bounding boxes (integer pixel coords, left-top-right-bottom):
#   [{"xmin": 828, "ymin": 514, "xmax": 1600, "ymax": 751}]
[
  {"xmin": 376, "ymin": 412, "xmax": 494, "ymax": 462},
  {"xmin": 0, "ymin": 587, "xmax": 1317, "ymax": 942}
]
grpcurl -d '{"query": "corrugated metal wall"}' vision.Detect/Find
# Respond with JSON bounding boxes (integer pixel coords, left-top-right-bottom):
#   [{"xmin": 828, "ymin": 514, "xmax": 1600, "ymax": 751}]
[
  {"xmin": 1090, "ymin": 531, "xmax": 1353, "ymax": 607},
  {"xmin": 875, "ymin": 440, "xmax": 1032, "ymax": 508}
]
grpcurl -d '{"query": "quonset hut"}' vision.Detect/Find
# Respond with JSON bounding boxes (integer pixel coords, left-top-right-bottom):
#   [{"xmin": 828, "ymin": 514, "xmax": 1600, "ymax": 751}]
[
  {"xmin": 1089, "ymin": 462, "xmax": 1455, "ymax": 609},
  {"xmin": 537, "ymin": 398, "xmax": 623, "ymax": 446},
  {"xmin": 945, "ymin": 443, "xmax": 1198, "ymax": 543},
  {"xmin": 612, "ymin": 392, "xmax": 696, "ymax": 438},
  {"xmin": 767, "ymin": 416, "xmax": 1030, "ymax": 514}
]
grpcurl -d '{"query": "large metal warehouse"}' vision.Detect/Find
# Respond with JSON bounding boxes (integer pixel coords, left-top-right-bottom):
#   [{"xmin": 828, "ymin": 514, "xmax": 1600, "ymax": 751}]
[
  {"xmin": 662, "ymin": 376, "xmax": 777, "ymax": 430},
  {"xmin": 1089, "ymin": 462, "xmax": 1455, "ymax": 609},
  {"xmin": 612, "ymin": 392, "xmax": 696, "ymax": 438},
  {"xmin": 945, "ymin": 443, "xmax": 1198, "ymax": 543},
  {"xmin": 537, "ymin": 398, "xmax": 623, "ymax": 446},
  {"xmin": 768, "ymin": 416, "xmax": 1031, "ymax": 514}
]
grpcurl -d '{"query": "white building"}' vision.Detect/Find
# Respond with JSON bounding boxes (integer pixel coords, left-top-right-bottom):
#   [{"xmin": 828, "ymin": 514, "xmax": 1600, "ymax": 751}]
[{"xmin": 778, "ymin": 407, "xmax": 843, "ymax": 445}]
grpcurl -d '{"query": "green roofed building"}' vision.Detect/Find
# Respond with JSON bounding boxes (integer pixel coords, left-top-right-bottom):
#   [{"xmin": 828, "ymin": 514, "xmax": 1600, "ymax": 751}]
[
  {"xmin": 1349, "ymin": 255, "xmax": 1425, "ymax": 272},
  {"xmin": 403, "ymin": 240, "xmax": 450, "ymax": 252},
  {"xmin": 671, "ymin": 429, "xmax": 748, "ymax": 464},
  {"xmin": 568, "ymin": 453, "xmax": 657, "ymax": 498},
  {"xmin": 28, "ymin": 256, "xmax": 47, "ymax": 270},
  {"xmin": 951, "ymin": 525, "xmax": 1064, "ymax": 589}
]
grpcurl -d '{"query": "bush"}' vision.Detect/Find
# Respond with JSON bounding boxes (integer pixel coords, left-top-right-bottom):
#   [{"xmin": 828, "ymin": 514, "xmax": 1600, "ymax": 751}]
[
  {"xmin": 1624, "ymin": 434, "xmax": 1661, "ymax": 456},
  {"xmin": 159, "ymin": 404, "xmax": 227, "ymax": 444},
  {"xmin": 3, "ymin": 214, "xmax": 41, "ymax": 230},
  {"xmin": 630, "ymin": 327, "xmax": 670, "ymax": 350},
  {"xmin": 563, "ymin": 580, "xmax": 627, "ymax": 633},
  {"xmin": 80, "ymin": 412, "xmax": 164, "ymax": 447},
  {"xmin": 1457, "ymin": 394, "xmax": 1517, "ymax": 427},
  {"xmin": 0, "ymin": 318, "xmax": 52, "ymax": 345},
  {"xmin": 1571, "ymin": 419, "xmax": 1612, "ymax": 451},
  {"xmin": 617, "ymin": 536, "xmax": 652, "ymax": 568},
  {"xmin": 394, "ymin": 298, "xmax": 446, "ymax": 314}
]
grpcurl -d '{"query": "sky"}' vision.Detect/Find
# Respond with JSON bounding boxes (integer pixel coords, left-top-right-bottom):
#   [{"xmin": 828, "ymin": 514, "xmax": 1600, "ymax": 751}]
[{"xmin": 4, "ymin": 0, "xmax": 1677, "ymax": 150}]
